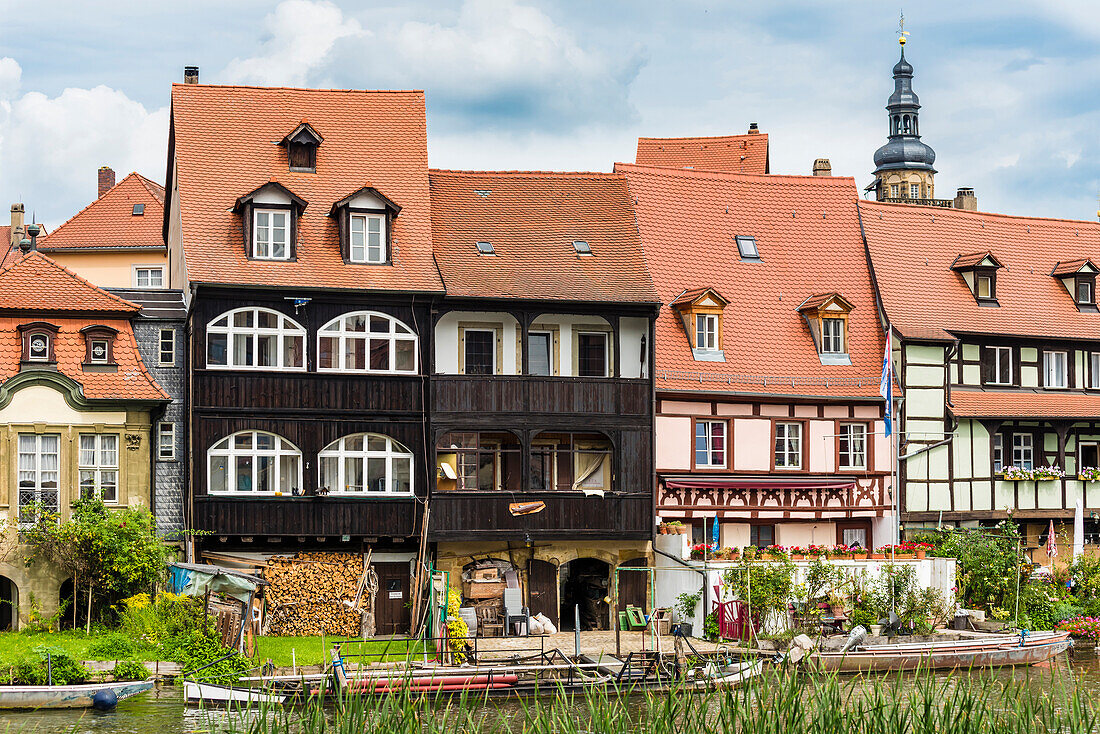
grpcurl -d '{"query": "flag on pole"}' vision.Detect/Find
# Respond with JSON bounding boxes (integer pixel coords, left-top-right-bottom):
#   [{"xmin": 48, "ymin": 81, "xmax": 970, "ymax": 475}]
[
  {"xmin": 1046, "ymin": 519, "xmax": 1058, "ymax": 559},
  {"xmin": 880, "ymin": 327, "xmax": 893, "ymax": 437}
]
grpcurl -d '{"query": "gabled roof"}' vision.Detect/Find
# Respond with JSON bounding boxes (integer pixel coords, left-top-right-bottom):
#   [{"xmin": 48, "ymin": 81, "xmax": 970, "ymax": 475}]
[
  {"xmin": 860, "ymin": 200, "xmax": 1100, "ymax": 341},
  {"xmin": 281, "ymin": 120, "xmax": 323, "ymax": 146},
  {"xmin": 1051, "ymin": 258, "xmax": 1098, "ymax": 277},
  {"xmin": 0, "ymin": 251, "xmax": 140, "ymax": 313},
  {"xmin": 670, "ymin": 287, "xmax": 728, "ymax": 309},
  {"xmin": 167, "ymin": 84, "xmax": 443, "ymax": 292},
  {"xmin": 950, "ymin": 251, "xmax": 1002, "ymax": 270},
  {"xmin": 233, "ymin": 181, "xmax": 308, "ymax": 212},
  {"xmin": 428, "ymin": 170, "xmax": 657, "ymax": 304},
  {"xmin": 38, "ymin": 173, "xmax": 165, "ymax": 251},
  {"xmin": 329, "ymin": 185, "xmax": 402, "ymax": 215},
  {"xmin": 635, "ymin": 133, "xmax": 769, "ymax": 175},
  {"xmin": 617, "ymin": 163, "xmax": 885, "ymax": 398},
  {"xmin": 797, "ymin": 292, "xmax": 855, "ymax": 313}
]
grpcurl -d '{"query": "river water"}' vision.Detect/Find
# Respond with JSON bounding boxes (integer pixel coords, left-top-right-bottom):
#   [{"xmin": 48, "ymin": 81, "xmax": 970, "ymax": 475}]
[{"xmin": 6, "ymin": 650, "xmax": 1100, "ymax": 734}]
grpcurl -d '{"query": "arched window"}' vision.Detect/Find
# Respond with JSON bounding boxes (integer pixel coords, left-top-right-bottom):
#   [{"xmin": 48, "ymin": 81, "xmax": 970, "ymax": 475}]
[
  {"xmin": 892, "ymin": 115, "xmax": 900, "ymax": 135},
  {"xmin": 317, "ymin": 312, "xmax": 417, "ymax": 374},
  {"xmin": 206, "ymin": 308, "xmax": 305, "ymax": 370},
  {"xmin": 319, "ymin": 433, "xmax": 413, "ymax": 495},
  {"xmin": 208, "ymin": 430, "xmax": 302, "ymax": 495}
]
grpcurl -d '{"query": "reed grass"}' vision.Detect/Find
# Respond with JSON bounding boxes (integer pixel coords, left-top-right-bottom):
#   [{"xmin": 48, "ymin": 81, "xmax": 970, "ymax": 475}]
[{"xmin": 204, "ymin": 667, "xmax": 1098, "ymax": 734}]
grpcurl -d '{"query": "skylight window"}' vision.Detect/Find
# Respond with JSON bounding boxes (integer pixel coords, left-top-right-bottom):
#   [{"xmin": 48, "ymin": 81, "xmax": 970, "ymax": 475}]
[
  {"xmin": 573, "ymin": 240, "xmax": 592, "ymax": 255},
  {"xmin": 735, "ymin": 235, "xmax": 759, "ymax": 260},
  {"xmin": 132, "ymin": 204, "xmax": 144, "ymax": 216},
  {"xmin": 476, "ymin": 241, "xmax": 495, "ymax": 255}
]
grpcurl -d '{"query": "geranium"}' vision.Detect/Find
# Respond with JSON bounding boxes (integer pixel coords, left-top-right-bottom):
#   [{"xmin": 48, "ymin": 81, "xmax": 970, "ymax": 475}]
[{"xmin": 1058, "ymin": 616, "xmax": 1100, "ymax": 639}]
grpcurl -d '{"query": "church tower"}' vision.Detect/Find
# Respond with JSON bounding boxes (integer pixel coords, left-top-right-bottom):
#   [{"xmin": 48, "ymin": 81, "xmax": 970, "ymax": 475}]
[{"xmin": 872, "ymin": 34, "xmax": 937, "ymax": 203}]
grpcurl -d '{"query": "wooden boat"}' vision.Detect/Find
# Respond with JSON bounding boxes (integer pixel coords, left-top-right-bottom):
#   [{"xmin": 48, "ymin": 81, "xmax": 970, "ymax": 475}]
[
  {"xmin": 811, "ymin": 631, "xmax": 1072, "ymax": 673},
  {"xmin": 0, "ymin": 680, "xmax": 153, "ymax": 709},
  {"xmin": 182, "ymin": 680, "xmax": 292, "ymax": 706}
]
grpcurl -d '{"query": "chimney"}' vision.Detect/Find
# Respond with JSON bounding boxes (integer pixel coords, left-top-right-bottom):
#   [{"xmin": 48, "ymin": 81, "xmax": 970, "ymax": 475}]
[
  {"xmin": 10, "ymin": 203, "xmax": 24, "ymax": 248},
  {"xmin": 953, "ymin": 187, "xmax": 977, "ymax": 211},
  {"xmin": 183, "ymin": 66, "xmax": 199, "ymax": 84},
  {"xmin": 747, "ymin": 122, "xmax": 760, "ymax": 135},
  {"xmin": 98, "ymin": 166, "xmax": 116, "ymax": 198},
  {"xmin": 812, "ymin": 158, "xmax": 833, "ymax": 177}
]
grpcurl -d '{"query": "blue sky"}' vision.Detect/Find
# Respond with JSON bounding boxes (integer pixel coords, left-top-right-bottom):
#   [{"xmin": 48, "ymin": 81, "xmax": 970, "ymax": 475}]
[{"xmin": 1, "ymin": 0, "xmax": 1098, "ymax": 228}]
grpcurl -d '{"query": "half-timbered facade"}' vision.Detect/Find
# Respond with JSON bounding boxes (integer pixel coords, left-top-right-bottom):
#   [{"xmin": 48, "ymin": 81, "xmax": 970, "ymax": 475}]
[
  {"xmin": 861, "ymin": 201, "xmax": 1100, "ymax": 552},
  {"xmin": 619, "ymin": 163, "xmax": 893, "ymax": 551}
]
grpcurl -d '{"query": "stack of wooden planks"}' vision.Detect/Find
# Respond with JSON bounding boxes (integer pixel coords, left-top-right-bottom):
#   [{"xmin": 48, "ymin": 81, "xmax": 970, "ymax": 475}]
[{"xmin": 264, "ymin": 552, "xmax": 362, "ymax": 637}]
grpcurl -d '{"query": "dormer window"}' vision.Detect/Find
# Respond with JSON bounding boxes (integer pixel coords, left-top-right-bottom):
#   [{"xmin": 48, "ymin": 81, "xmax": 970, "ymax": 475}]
[
  {"xmin": 735, "ymin": 235, "xmax": 760, "ymax": 261},
  {"xmin": 18, "ymin": 322, "xmax": 59, "ymax": 364},
  {"xmin": 281, "ymin": 121, "xmax": 323, "ymax": 173},
  {"xmin": 671, "ymin": 287, "xmax": 728, "ymax": 362},
  {"xmin": 1051, "ymin": 259, "xmax": 1099, "ymax": 312},
  {"xmin": 797, "ymin": 293, "xmax": 855, "ymax": 366},
  {"xmin": 233, "ymin": 182, "xmax": 307, "ymax": 262},
  {"xmin": 81, "ymin": 325, "xmax": 118, "ymax": 366},
  {"xmin": 951, "ymin": 251, "xmax": 1003, "ymax": 306},
  {"xmin": 330, "ymin": 186, "xmax": 401, "ymax": 265},
  {"xmin": 254, "ymin": 210, "xmax": 289, "ymax": 260}
]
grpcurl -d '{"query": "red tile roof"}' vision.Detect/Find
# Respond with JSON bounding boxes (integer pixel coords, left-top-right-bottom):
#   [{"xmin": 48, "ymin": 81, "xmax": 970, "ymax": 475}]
[
  {"xmin": 951, "ymin": 389, "xmax": 1100, "ymax": 419},
  {"xmin": 1051, "ymin": 258, "xmax": 1095, "ymax": 277},
  {"xmin": 860, "ymin": 201, "xmax": 1100, "ymax": 341},
  {"xmin": 617, "ymin": 163, "xmax": 886, "ymax": 398},
  {"xmin": 635, "ymin": 133, "xmax": 769, "ymax": 175},
  {"xmin": 0, "ymin": 251, "xmax": 166, "ymax": 401},
  {"xmin": 38, "ymin": 173, "xmax": 165, "ymax": 251},
  {"xmin": 429, "ymin": 170, "xmax": 657, "ymax": 303},
  {"xmin": 169, "ymin": 84, "xmax": 442, "ymax": 292}
]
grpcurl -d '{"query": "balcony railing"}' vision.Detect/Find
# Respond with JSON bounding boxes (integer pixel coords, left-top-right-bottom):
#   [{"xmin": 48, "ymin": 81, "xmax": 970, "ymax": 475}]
[
  {"xmin": 879, "ymin": 197, "xmax": 954, "ymax": 208},
  {"xmin": 432, "ymin": 375, "xmax": 649, "ymax": 416},
  {"xmin": 193, "ymin": 495, "xmax": 418, "ymax": 537}
]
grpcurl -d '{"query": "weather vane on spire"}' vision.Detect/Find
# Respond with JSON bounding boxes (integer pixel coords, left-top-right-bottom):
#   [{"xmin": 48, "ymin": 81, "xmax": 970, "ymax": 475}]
[{"xmin": 897, "ymin": 11, "xmax": 909, "ymax": 46}]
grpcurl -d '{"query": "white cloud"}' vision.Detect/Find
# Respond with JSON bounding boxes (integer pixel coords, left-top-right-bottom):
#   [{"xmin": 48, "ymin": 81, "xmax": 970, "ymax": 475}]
[
  {"xmin": 222, "ymin": 0, "xmax": 366, "ymax": 86},
  {"xmin": 0, "ymin": 57, "xmax": 21, "ymax": 99}
]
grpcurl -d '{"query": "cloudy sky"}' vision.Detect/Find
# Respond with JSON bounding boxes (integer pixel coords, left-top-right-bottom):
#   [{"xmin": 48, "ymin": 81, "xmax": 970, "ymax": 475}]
[{"xmin": 1, "ymin": 0, "xmax": 1098, "ymax": 229}]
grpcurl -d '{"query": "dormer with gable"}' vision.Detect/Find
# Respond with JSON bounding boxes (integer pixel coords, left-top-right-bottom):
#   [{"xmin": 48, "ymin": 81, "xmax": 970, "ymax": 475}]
[
  {"xmin": 329, "ymin": 186, "xmax": 401, "ymax": 265},
  {"xmin": 281, "ymin": 121, "xmax": 322, "ymax": 173},
  {"xmin": 670, "ymin": 287, "xmax": 728, "ymax": 362},
  {"xmin": 951, "ymin": 251, "xmax": 1003, "ymax": 306},
  {"xmin": 1051, "ymin": 259, "xmax": 1098, "ymax": 312},
  {"xmin": 797, "ymin": 292, "xmax": 855, "ymax": 365},
  {"xmin": 232, "ymin": 182, "xmax": 307, "ymax": 261}
]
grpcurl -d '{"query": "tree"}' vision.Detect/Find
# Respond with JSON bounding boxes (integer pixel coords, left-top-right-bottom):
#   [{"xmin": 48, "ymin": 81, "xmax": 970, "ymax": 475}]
[{"xmin": 22, "ymin": 498, "xmax": 170, "ymax": 632}]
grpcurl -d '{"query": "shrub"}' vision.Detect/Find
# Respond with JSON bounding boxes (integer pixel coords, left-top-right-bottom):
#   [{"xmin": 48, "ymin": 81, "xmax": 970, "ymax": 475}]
[
  {"xmin": 445, "ymin": 588, "xmax": 468, "ymax": 664},
  {"xmin": 87, "ymin": 631, "xmax": 137, "ymax": 660},
  {"xmin": 703, "ymin": 611, "xmax": 719, "ymax": 641},
  {"xmin": 111, "ymin": 659, "xmax": 150, "ymax": 681},
  {"xmin": 13, "ymin": 647, "xmax": 90, "ymax": 685},
  {"xmin": 849, "ymin": 609, "xmax": 877, "ymax": 630}
]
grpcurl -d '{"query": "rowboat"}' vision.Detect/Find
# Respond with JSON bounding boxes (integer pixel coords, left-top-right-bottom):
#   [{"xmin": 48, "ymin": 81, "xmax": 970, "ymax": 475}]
[
  {"xmin": 182, "ymin": 680, "xmax": 292, "ymax": 706},
  {"xmin": 0, "ymin": 680, "xmax": 154, "ymax": 710},
  {"xmin": 811, "ymin": 631, "xmax": 1072, "ymax": 673}
]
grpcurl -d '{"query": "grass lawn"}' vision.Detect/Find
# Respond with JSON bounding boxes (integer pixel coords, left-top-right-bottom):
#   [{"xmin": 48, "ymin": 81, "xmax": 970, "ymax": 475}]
[
  {"xmin": 0, "ymin": 630, "xmax": 162, "ymax": 664},
  {"xmin": 254, "ymin": 636, "xmax": 429, "ymax": 667}
]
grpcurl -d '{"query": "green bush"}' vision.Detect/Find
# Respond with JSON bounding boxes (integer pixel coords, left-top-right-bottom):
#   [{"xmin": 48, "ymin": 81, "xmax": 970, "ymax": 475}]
[
  {"xmin": 849, "ymin": 608, "xmax": 877, "ymax": 630},
  {"xmin": 111, "ymin": 659, "xmax": 150, "ymax": 681},
  {"xmin": 703, "ymin": 611, "xmax": 719, "ymax": 641},
  {"xmin": 12, "ymin": 646, "xmax": 90, "ymax": 685},
  {"xmin": 86, "ymin": 631, "xmax": 137, "ymax": 659}
]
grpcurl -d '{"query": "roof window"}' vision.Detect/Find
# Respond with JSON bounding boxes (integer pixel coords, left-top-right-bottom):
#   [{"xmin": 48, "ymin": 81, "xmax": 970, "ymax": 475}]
[
  {"xmin": 1051, "ymin": 259, "xmax": 1099, "ymax": 312},
  {"xmin": 735, "ymin": 235, "xmax": 760, "ymax": 261},
  {"xmin": 132, "ymin": 204, "xmax": 144, "ymax": 216},
  {"xmin": 573, "ymin": 240, "xmax": 592, "ymax": 255},
  {"xmin": 670, "ymin": 287, "xmax": 728, "ymax": 363},
  {"xmin": 476, "ymin": 241, "xmax": 495, "ymax": 255},
  {"xmin": 797, "ymin": 293, "xmax": 854, "ymax": 366},
  {"xmin": 951, "ymin": 251, "xmax": 1002, "ymax": 306}
]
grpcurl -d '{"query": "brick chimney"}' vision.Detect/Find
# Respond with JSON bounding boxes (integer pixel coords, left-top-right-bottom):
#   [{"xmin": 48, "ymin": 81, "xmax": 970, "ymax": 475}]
[
  {"xmin": 9, "ymin": 203, "xmax": 24, "ymax": 248},
  {"xmin": 747, "ymin": 122, "xmax": 760, "ymax": 135},
  {"xmin": 812, "ymin": 159, "xmax": 832, "ymax": 177},
  {"xmin": 98, "ymin": 166, "xmax": 116, "ymax": 198},
  {"xmin": 953, "ymin": 187, "xmax": 977, "ymax": 211},
  {"xmin": 183, "ymin": 66, "xmax": 199, "ymax": 84}
]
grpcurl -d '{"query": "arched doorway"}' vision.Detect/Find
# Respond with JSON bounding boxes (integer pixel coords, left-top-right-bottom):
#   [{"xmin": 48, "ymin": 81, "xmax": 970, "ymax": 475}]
[
  {"xmin": 559, "ymin": 558, "xmax": 610, "ymax": 631},
  {"xmin": 0, "ymin": 575, "xmax": 18, "ymax": 631}
]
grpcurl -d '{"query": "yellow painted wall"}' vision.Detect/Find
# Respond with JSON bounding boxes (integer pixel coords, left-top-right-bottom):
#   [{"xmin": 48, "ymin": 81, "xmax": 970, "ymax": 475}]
[{"xmin": 44, "ymin": 251, "xmax": 168, "ymax": 289}]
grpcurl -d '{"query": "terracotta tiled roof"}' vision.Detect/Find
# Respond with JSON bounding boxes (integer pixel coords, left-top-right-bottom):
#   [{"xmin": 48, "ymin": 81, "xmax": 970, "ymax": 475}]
[
  {"xmin": 429, "ymin": 170, "xmax": 657, "ymax": 303},
  {"xmin": 950, "ymin": 251, "xmax": 999, "ymax": 270},
  {"xmin": 670, "ymin": 287, "xmax": 727, "ymax": 308},
  {"xmin": 1051, "ymin": 258, "xmax": 1095, "ymax": 277},
  {"xmin": 617, "ymin": 163, "xmax": 885, "ymax": 398},
  {"xmin": 951, "ymin": 389, "xmax": 1100, "ymax": 419},
  {"xmin": 635, "ymin": 133, "xmax": 769, "ymax": 175},
  {"xmin": 38, "ymin": 173, "xmax": 165, "ymax": 251},
  {"xmin": 0, "ymin": 251, "xmax": 140, "ymax": 313},
  {"xmin": 169, "ymin": 84, "xmax": 442, "ymax": 292},
  {"xmin": 860, "ymin": 201, "xmax": 1100, "ymax": 341}
]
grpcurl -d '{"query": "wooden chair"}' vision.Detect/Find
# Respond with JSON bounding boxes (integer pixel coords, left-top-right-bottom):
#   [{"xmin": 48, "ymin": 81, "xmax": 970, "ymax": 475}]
[{"xmin": 476, "ymin": 604, "xmax": 504, "ymax": 637}]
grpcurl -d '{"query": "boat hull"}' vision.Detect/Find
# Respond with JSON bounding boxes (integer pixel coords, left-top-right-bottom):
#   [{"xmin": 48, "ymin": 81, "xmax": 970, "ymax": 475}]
[
  {"xmin": 812, "ymin": 638, "xmax": 1072, "ymax": 673},
  {"xmin": 183, "ymin": 680, "xmax": 291, "ymax": 706},
  {"xmin": 0, "ymin": 680, "xmax": 154, "ymax": 709}
]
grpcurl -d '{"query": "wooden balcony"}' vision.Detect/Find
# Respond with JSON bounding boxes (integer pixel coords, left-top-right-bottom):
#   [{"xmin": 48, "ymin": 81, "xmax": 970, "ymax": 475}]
[
  {"xmin": 194, "ymin": 370, "xmax": 423, "ymax": 414},
  {"xmin": 432, "ymin": 375, "xmax": 650, "ymax": 416},
  {"xmin": 193, "ymin": 496, "xmax": 418, "ymax": 538}
]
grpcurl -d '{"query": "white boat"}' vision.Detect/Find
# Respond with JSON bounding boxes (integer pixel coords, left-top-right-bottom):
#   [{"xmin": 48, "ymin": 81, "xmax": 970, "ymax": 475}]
[
  {"xmin": 0, "ymin": 680, "xmax": 153, "ymax": 709},
  {"xmin": 183, "ymin": 679, "xmax": 291, "ymax": 706},
  {"xmin": 697, "ymin": 660, "xmax": 764, "ymax": 689}
]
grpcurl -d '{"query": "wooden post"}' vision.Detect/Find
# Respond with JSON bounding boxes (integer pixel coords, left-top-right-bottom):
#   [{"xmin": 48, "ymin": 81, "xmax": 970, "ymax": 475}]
[{"xmin": 85, "ymin": 586, "xmax": 92, "ymax": 635}]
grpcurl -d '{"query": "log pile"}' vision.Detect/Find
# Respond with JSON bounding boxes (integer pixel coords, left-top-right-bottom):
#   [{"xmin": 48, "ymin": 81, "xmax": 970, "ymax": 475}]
[{"xmin": 264, "ymin": 552, "xmax": 362, "ymax": 637}]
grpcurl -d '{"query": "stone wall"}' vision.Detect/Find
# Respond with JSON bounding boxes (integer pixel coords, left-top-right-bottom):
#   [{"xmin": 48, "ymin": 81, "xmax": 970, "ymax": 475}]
[{"xmin": 0, "ymin": 548, "xmax": 69, "ymax": 630}]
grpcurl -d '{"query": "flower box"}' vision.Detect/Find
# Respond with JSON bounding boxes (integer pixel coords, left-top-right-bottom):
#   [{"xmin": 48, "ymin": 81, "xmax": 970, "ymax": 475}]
[
  {"xmin": 871, "ymin": 552, "xmax": 886, "ymax": 560},
  {"xmin": 851, "ymin": 552, "xmax": 868, "ymax": 560}
]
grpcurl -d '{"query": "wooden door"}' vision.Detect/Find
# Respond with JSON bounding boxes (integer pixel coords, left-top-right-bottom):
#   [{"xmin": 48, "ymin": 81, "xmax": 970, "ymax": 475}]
[
  {"xmin": 374, "ymin": 562, "xmax": 411, "ymax": 636},
  {"xmin": 836, "ymin": 520, "xmax": 873, "ymax": 550},
  {"xmin": 617, "ymin": 557, "xmax": 649, "ymax": 612},
  {"xmin": 527, "ymin": 559, "xmax": 558, "ymax": 627}
]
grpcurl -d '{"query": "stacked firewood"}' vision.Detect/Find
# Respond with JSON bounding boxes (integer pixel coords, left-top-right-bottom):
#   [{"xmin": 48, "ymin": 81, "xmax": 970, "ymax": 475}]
[{"xmin": 264, "ymin": 552, "xmax": 362, "ymax": 637}]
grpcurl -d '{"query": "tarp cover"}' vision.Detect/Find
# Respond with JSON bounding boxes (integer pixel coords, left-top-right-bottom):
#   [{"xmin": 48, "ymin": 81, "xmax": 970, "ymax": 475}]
[{"xmin": 168, "ymin": 562, "xmax": 263, "ymax": 603}]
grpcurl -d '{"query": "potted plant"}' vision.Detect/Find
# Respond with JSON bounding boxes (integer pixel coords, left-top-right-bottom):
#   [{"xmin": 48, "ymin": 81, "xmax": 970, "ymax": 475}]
[
  {"xmin": 788, "ymin": 546, "xmax": 805, "ymax": 560},
  {"xmin": 1001, "ymin": 466, "xmax": 1033, "ymax": 481},
  {"xmin": 667, "ymin": 520, "xmax": 686, "ymax": 535},
  {"xmin": 763, "ymin": 545, "xmax": 789, "ymax": 561},
  {"xmin": 914, "ymin": 542, "xmax": 933, "ymax": 559},
  {"xmin": 689, "ymin": 543, "xmax": 707, "ymax": 560},
  {"xmin": 658, "ymin": 523, "xmax": 670, "ymax": 535},
  {"xmin": 870, "ymin": 548, "xmax": 886, "ymax": 560},
  {"xmin": 1033, "ymin": 465, "xmax": 1066, "ymax": 481},
  {"xmin": 1080, "ymin": 467, "xmax": 1100, "ymax": 482},
  {"xmin": 673, "ymin": 591, "xmax": 702, "ymax": 637}
]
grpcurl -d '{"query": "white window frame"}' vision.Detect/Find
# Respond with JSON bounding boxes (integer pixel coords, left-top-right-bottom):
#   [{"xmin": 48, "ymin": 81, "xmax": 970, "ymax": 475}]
[
  {"xmin": 79, "ymin": 433, "xmax": 119, "ymax": 503},
  {"xmin": 132, "ymin": 265, "xmax": 165, "ymax": 289},
  {"xmin": 27, "ymin": 332, "xmax": 50, "ymax": 362},
  {"xmin": 317, "ymin": 311, "xmax": 418, "ymax": 374},
  {"xmin": 207, "ymin": 430, "xmax": 302, "ymax": 496},
  {"xmin": 694, "ymin": 420, "xmax": 727, "ymax": 468},
  {"xmin": 1091, "ymin": 352, "xmax": 1100, "ymax": 389},
  {"xmin": 206, "ymin": 307, "xmax": 306, "ymax": 371},
  {"xmin": 157, "ymin": 422, "xmax": 176, "ymax": 461},
  {"xmin": 890, "ymin": 183, "xmax": 899, "ymax": 198},
  {"xmin": 838, "ymin": 422, "xmax": 867, "ymax": 469},
  {"xmin": 349, "ymin": 213, "xmax": 386, "ymax": 264},
  {"xmin": 253, "ymin": 209, "xmax": 290, "ymax": 260},
  {"xmin": 976, "ymin": 274, "xmax": 993, "ymax": 300},
  {"xmin": 774, "ymin": 422, "xmax": 802, "ymax": 469},
  {"xmin": 695, "ymin": 314, "xmax": 719, "ymax": 351},
  {"xmin": 1080, "ymin": 280, "xmax": 1094, "ymax": 305},
  {"xmin": 993, "ymin": 433, "xmax": 1003, "ymax": 474},
  {"xmin": 822, "ymin": 318, "xmax": 845, "ymax": 354},
  {"xmin": 1011, "ymin": 434, "xmax": 1033, "ymax": 471},
  {"xmin": 18, "ymin": 433, "xmax": 60, "ymax": 525},
  {"xmin": 88, "ymin": 338, "xmax": 110, "ymax": 364},
  {"xmin": 159, "ymin": 328, "xmax": 176, "ymax": 366},
  {"xmin": 735, "ymin": 235, "xmax": 759, "ymax": 259},
  {"xmin": 909, "ymin": 183, "xmax": 920, "ymax": 199},
  {"xmin": 988, "ymin": 346, "xmax": 1012, "ymax": 385},
  {"xmin": 577, "ymin": 331, "xmax": 609, "ymax": 377},
  {"xmin": 1044, "ymin": 350, "xmax": 1068, "ymax": 389},
  {"xmin": 319, "ymin": 433, "xmax": 414, "ymax": 495}
]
